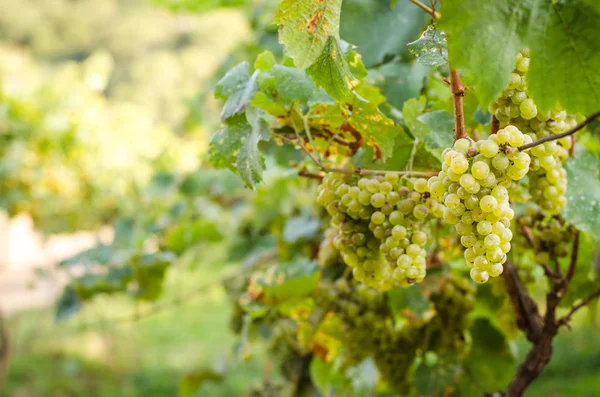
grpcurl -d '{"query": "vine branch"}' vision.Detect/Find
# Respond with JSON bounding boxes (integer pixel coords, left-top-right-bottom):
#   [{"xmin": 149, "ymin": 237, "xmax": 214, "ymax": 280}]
[
  {"xmin": 558, "ymin": 289, "xmax": 600, "ymax": 327},
  {"xmin": 518, "ymin": 111, "xmax": 600, "ymax": 151},
  {"xmin": 450, "ymin": 69, "xmax": 467, "ymax": 140},
  {"xmin": 408, "ymin": 0, "xmax": 440, "ymax": 19},
  {"xmin": 502, "ymin": 260, "xmax": 543, "ymax": 343}
]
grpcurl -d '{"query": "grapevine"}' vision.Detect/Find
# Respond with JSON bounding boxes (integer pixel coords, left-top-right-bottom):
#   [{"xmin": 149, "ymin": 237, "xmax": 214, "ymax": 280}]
[{"xmin": 25, "ymin": 1, "xmax": 600, "ymax": 397}]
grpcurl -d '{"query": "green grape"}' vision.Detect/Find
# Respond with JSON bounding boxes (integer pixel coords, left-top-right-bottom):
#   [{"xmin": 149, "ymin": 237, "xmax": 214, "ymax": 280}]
[
  {"xmin": 489, "ymin": 49, "xmax": 573, "ymax": 214},
  {"xmin": 316, "ymin": 172, "xmax": 443, "ymax": 289},
  {"xmin": 440, "ymin": 136, "xmax": 526, "ymax": 283},
  {"xmin": 450, "ymin": 155, "xmax": 469, "ymax": 174},
  {"xmin": 470, "ymin": 268, "xmax": 489, "ymax": 283}
]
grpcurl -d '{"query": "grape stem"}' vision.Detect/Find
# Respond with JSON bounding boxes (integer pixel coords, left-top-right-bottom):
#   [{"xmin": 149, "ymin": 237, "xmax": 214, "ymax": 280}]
[
  {"xmin": 518, "ymin": 110, "xmax": 600, "ymax": 151},
  {"xmin": 450, "ymin": 69, "xmax": 467, "ymax": 140},
  {"xmin": 490, "ymin": 115, "xmax": 500, "ymax": 135},
  {"xmin": 321, "ymin": 167, "xmax": 437, "ymax": 177},
  {"xmin": 408, "ymin": 0, "xmax": 440, "ymax": 19}
]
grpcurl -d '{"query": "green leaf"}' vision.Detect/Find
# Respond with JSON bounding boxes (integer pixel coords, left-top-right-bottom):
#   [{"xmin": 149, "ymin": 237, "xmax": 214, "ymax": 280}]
[
  {"xmin": 562, "ymin": 150, "xmax": 600, "ymax": 236},
  {"xmin": 343, "ymin": 42, "xmax": 368, "ymax": 80},
  {"xmin": 438, "ymin": 0, "xmax": 527, "ymax": 109},
  {"xmin": 308, "ymin": 36, "xmax": 359, "ymax": 101},
  {"xmin": 310, "ymin": 356, "xmax": 346, "ymax": 396},
  {"xmin": 209, "ymin": 109, "xmax": 270, "ymax": 189},
  {"xmin": 254, "ymin": 51, "xmax": 277, "ymax": 72},
  {"xmin": 459, "ymin": 318, "xmax": 515, "ymax": 395},
  {"xmin": 348, "ymin": 92, "xmax": 403, "ymax": 159},
  {"xmin": 387, "ymin": 284, "xmax": 432, "ymax": 319},
  {"xmin": 282, "ymin": 214, "xmax": 321, "ymax": 243},
  {"xmin": 402, "ymin": 96, "xmax": 428, "ymax": 139},
  {"xmin": 526, "ymin": 1, "xmax": 600, "ymax": 114},
  {"xmin": 274, "ymin": 0, "xmax": 343, "ymax": 70},
  {"xmin": 407, "ymin": 25, "xmax": 448, "ymax": 67},
  {"xmin": 178, "ymin": 370, "xmax": 224, "ymax": 397},
  {"xmin": 238, "ymin": 108, "xmax": 271, "ymax": 188},
  {"xmin": 414, "ymin": 353, "xmax": 462, "ymax": 397},
  {"xmin": 340, "ymin": 0, "xmax": 426, "ymax": 67},
  {"xmin": 164, "ymin": 219, "xmax": 223, "ymax": 254},
  {"xmin": 439, "ymin": 0, "xmax": 600, "ymax": 114},
  {"xmin": 215, "ymin": 62, "xmax": 259, "ymax": 121},
  {"xmin": 258, "ymin": 65, "xmax": 332, "ymax": 107},
  {"xmin": 55, "ymin": 285, "xmax": 81, "ymax": 321},
  {"xmin": 580, "ymin": 0, "xmax": 600, "ymax": 14},
  {"xmin": 256, "ymin": 258, "xmax": 321, "ymax": 301},
  {"xmin": 418, "ymin": 110, "xmax": 454, "ymax": 158},
  {"xmin": 367, "ymin": 62, "xmax": 429, "ymax": 110}
]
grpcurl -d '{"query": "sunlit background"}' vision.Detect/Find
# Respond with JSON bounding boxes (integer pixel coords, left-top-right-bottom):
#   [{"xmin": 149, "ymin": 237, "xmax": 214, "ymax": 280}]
[{"xmin": 0, "ymin": 1, "xmax": 598, "ymax": 396}]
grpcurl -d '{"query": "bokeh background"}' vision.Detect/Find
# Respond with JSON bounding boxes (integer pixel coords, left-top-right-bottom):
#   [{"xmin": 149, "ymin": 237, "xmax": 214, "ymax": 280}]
[{"xmin": 0, "ymin": 0, "xmax": 597, "ymax": 396}]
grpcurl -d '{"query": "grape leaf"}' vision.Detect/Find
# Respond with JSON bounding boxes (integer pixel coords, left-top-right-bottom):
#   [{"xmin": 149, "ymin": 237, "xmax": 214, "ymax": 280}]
[
  {"xmin": 418, "ymin": 110, "xmax": 454, "ymax": 158},
  {"xmin": 407, "ymin": 25, "xmax": 448, "ymax": 67},
  {"xmin": 414, "ymin": 353, "xmax": 461, "ymax": 397},
  {"xmin": 254, "ymin": 51, "xmax": 277, "ymax": 72},
  {"xmin": 388, "ymin": 284, "xmax": 432, "ymax": 319},
  {"xmin": 310, "ymin": 356, "xmax": 347, "ymax": 396},
  {"xmin": 255, "ymin": 258, "xmax": 321, "ymax": 301},
  {"xmin": 55, "ymin": 285, "xmax": 81, "ymax": 321},
  {"xmin": 283, "ymin": 213, "xmax": 321, "ymax": 243},
  {"xmin": 367, "ymin": 62, "xmax": 429, "ymax": 110},
  {"xmin": 308, "ymin": 36, "xmax": 360, "ymax": 101},
  {"xmin": 343, "ymin": 42, "xmax": 368, "ymax": 80},
  {"xmin": 214, "ymin": 62, "xmax": 259, "ymax": 121},
  {"xmin": 258, "ymin": 65, "xmax": 333, "ymax": 107},
  {"xmin": 438, "ymin": 0, "xmax": 527, "ymax": 110},
  {"xmin": 439, "ymin": 0, "xmax": 600, "ymax": 114},
  {"xmin": 274, "ymin": 0, "xmax": 343, "ymax": 70},
  {"xmin": 402, "ymin": 96, "xmax": 428, "ymax": 139},
  {"xmin": 458, "ymin": 319, "xmax": 515, "ymax": 395},
  {"xmin": 580, "ymin": 0, "xmax": 600, "ymax": 14},
  {"xmin": 209, "ymin": 109, "xmax": 270, "ymax": 189},
  {"xmin": 562, "ymin": 150, "xmax": 600, "ymax": 236},
  {"xmin": 340, "ymin": 0, "xmax": 426, "ymax": 67},
  {"xmin": 178, "ymin": 370, "xmax": 224, "ymax": 397},
  {"xmin": 526, "ymin": 1, "xmax": 600, "ymax": 113},
  {"xmin": 348, "ymin": 90, "xmax": 403, "ymax": 159}
]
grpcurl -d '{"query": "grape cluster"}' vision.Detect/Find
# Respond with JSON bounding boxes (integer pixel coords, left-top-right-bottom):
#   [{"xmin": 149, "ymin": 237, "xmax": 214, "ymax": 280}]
[
  {"xmin": 489, "ymin": 49, "xmax": 575, "ymax": 213},
  {"xmin": 439, "ymin": 135, "xmax": 531, "ymax": 283},
  {"xmin": 316, "ymin": 276, "xmax": 475, "ymax": 395},
  {"xmin": 315, "ymin": 279, "xmax": 417, "ymax": 395},
  {"xmin": 427, "ymin": 276, "xmax": 476, "ymax": 354},
  {"xmin": 316, "ymin": 172, "xmax": 443, "ymax": 289},
  {"xmin": 522, "ymin": 207, "xmax": 573, "ymax": 263}
]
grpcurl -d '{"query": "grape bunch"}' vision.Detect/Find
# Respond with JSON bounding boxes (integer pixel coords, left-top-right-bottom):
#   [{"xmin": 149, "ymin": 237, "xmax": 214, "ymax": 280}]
[
  {"xmin": 427, "ymin": 276, "xmax": 476, "ymax": 354},
  {"xmin": 522, "ymin": 207, "xmax": 573, "ymax": 263},
  {"xmin": 316, "ymin": 172, "xmax": 444, "ymax": 289},
  {"xmin": 315, "ymin": 276, "xmax": 475, "ymax": 395},
  {"xmin": 439, "ymin": 135, "xmax": 531, "ymax": 283},
  {"xmin": 489, "ymin": 48, "xmax": 576, "ymax": 213},
  {"xmin": 315, "ymin": 278, "xmax": 417, "ymax": 395}
]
